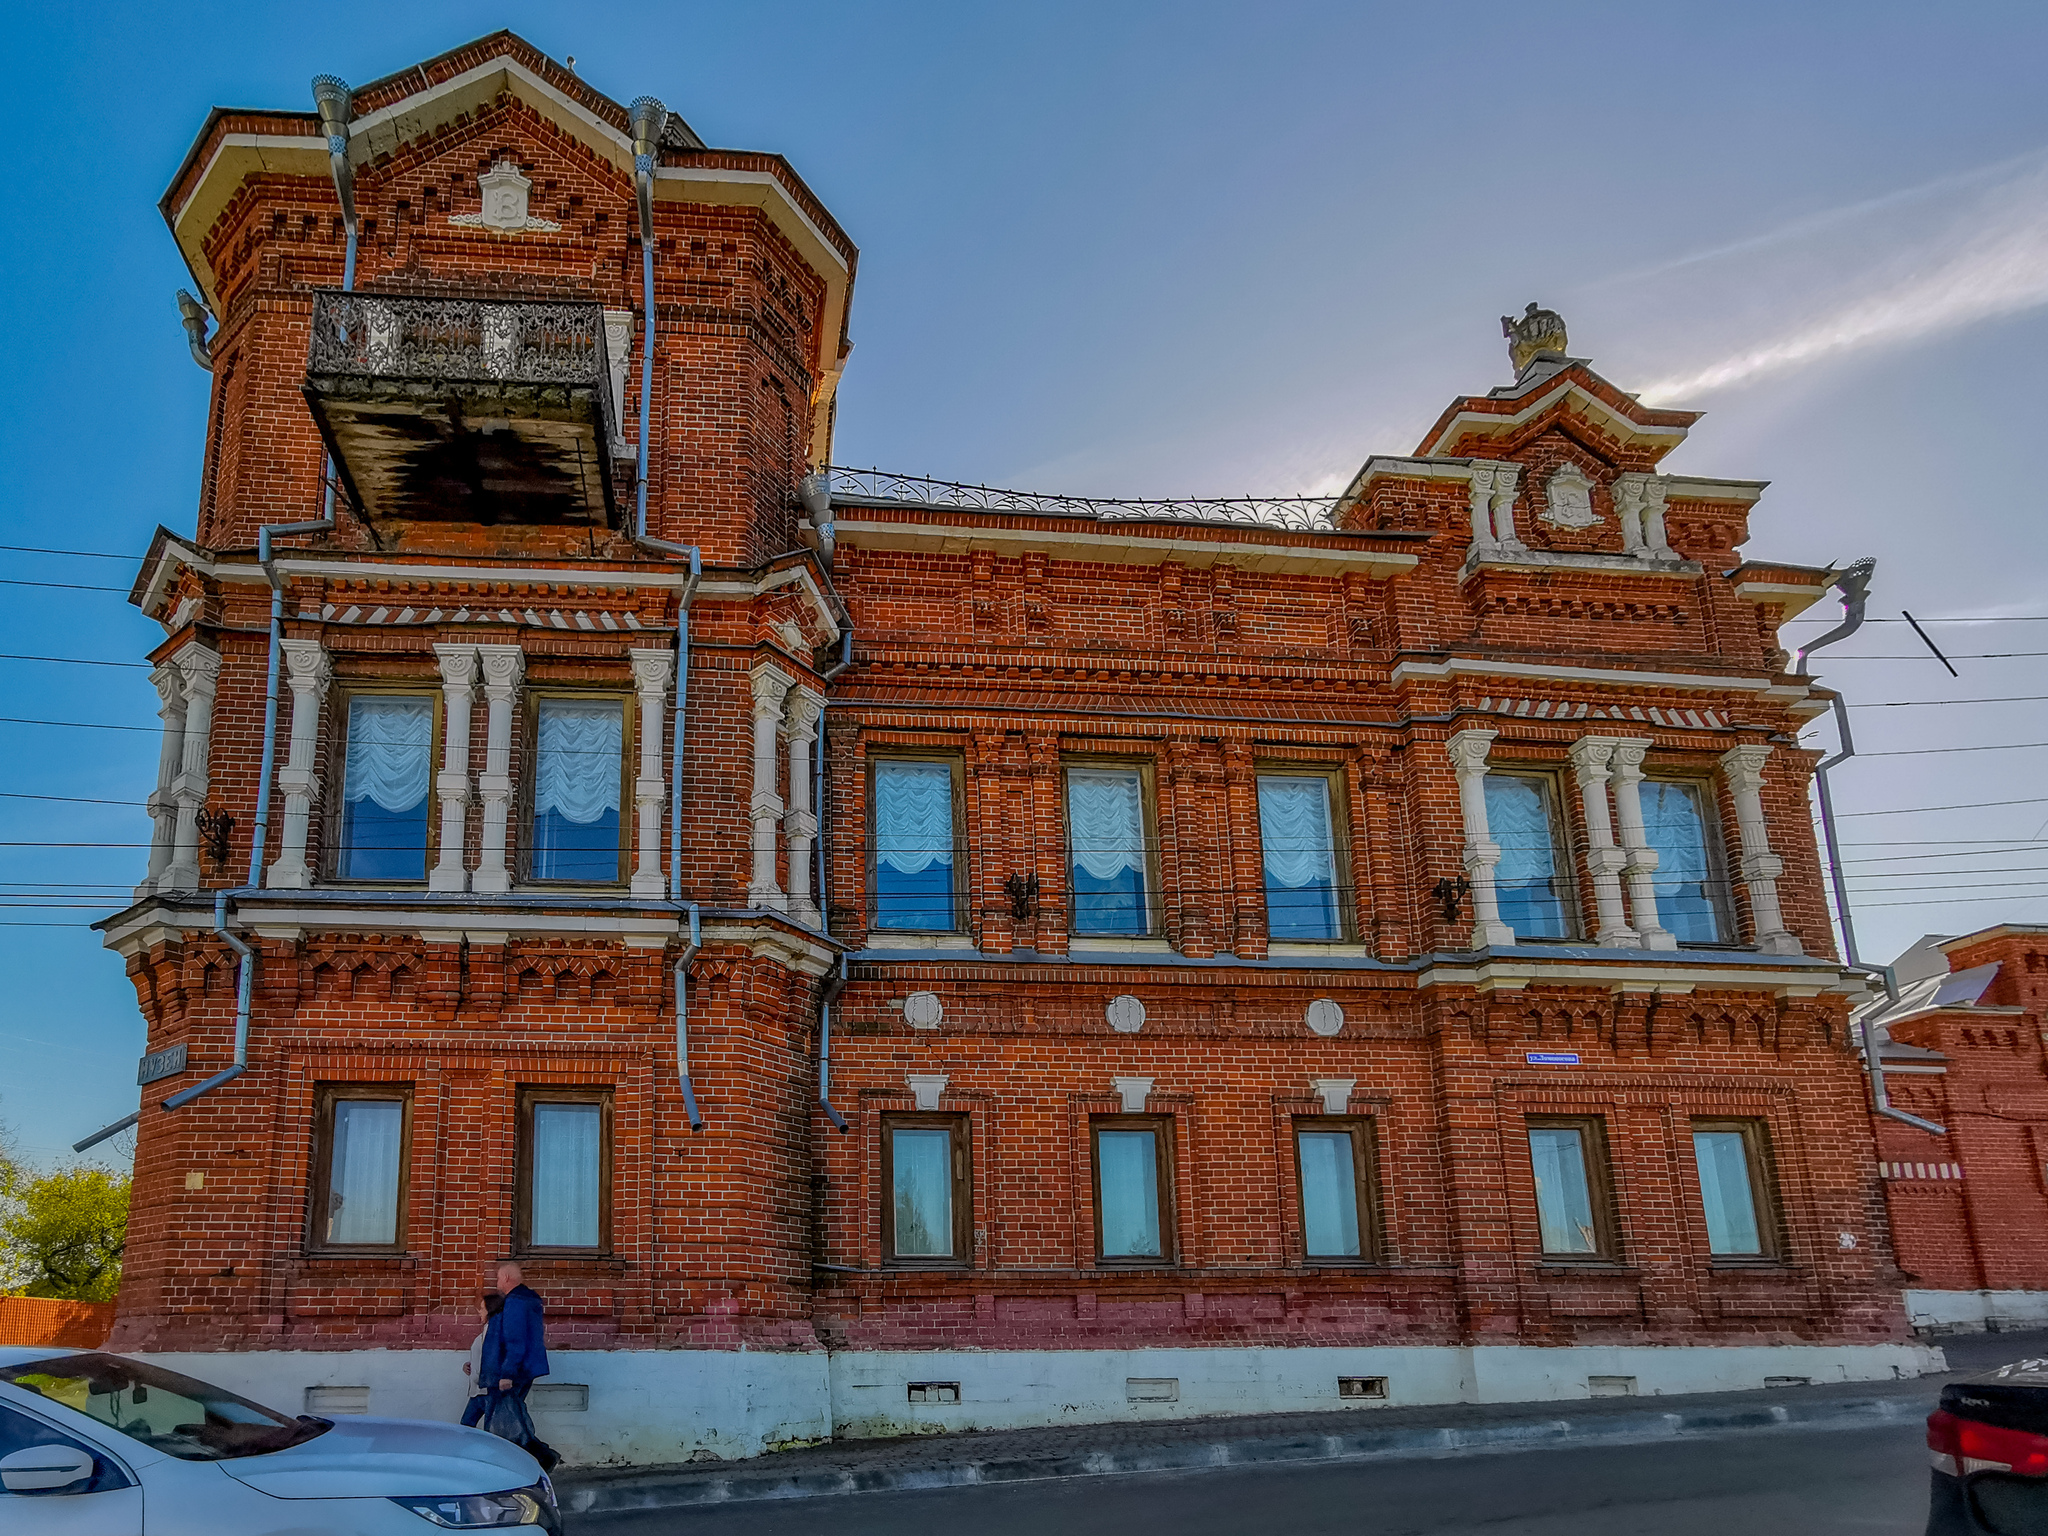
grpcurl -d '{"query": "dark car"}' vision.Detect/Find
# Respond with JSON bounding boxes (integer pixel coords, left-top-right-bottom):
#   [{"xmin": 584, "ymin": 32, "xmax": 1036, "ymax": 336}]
[{"xmin": 1929, "ymin": 1357, "xmax": 2048, "ymax": 1533}]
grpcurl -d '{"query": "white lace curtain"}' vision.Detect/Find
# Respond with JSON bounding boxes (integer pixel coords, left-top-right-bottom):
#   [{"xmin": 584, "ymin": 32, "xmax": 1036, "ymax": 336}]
[
  {"xmin": 1641, "ymin": 781, "xmax": 1711, "ymax": 883},
  {"xmin": 875, "ymin": 761, "xmax": 954, "ymax": 875},
  {"xmin": 343, "ymin": 697, "xmax": 433, "ymax": 812},
  {"xmin": 1484, "ymin": 774, "xmax": 1559, "ymax": 884},
  {"xmin": 530, "ymin": 1101, "xmax": 602, "ymax": 1248},
  {"xmin": 535, "ymin": 699, "xmax": 623, "ymax": 825},
  {"xmin": 327, "ymin": 1097, "xmax": 403, "ymax": 1246},
  {"xmin": 1257, "ymin": 776, "xmax": 1335, "ymax": 889},
  {"xmin": 1068, "ymin": 769, "xmax": 1145, "ymax": 880}
]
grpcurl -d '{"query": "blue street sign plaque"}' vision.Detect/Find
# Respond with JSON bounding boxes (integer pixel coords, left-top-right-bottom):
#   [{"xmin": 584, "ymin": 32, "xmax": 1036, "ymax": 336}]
[{"xmin": 1525, "ymin": 1051, "xmax": 1580, "ymax": 1066}]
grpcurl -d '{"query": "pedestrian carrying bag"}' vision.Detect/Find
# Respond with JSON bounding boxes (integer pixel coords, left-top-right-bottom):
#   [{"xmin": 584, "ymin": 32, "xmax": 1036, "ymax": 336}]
[{"xmin": 483, "ymin": 1392, "xmax": 535, "ymax": 1446}]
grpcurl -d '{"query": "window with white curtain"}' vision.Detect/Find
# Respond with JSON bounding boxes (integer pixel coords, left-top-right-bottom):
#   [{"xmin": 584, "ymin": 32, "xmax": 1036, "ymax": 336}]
[
  {"xmin": 1067, "ymin": 767, "xmax": 1150, "ymax": 936},
  {"xmin": 1641, "ymin": 780, "xmax": 1727, "ymax": 944},
  {"xmin": 529, "ymin": 696, "xmax": 625, "ymax": 883},
  {"xmin": 520, "ymin": 1089, "xmax": 610, "ymax": 1252},
  {"xmin": 1257, "ymin": 774, "xmax": 1343, "ymax": 941},
  {"xmin": 884, "ymin": 1117, "xmax": 969, "ymax": 1263},
  {"xmin": 873, "ymin": 760, "xmax": 957, "ymax": 930},
  {"xmin": 1483, "ymin": 772, "xmax": 1572, "ymax": 939},
  {"xmin": 337, "ymin": 695, "xmax": 435, "ymax": 881},
  {"xmin": 1692, "ymin": 1120, "xmax": 1777, "ymax": 1258},
  {"xmin": 1295, "ymin": 1121, "xmax": 1378, "ymax": 1261},
  {"xmin": 1093, "ymin": 1119, "xmax": 1173, "ymax": 1263},
  {"xmin": 312, "ymin": 1087, "xmax": 409, "ymax": 1251}
]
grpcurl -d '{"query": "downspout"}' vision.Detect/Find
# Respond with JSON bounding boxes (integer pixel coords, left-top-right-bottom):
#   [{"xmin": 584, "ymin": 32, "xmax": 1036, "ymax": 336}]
[
  {"xmin": 673, "ymin": 904, "xmax": 703, "ymax": 1131},
  {"xmin": 1796, "ymin": 557, "xmax": 1945, "ymax": 1135},
  {"xmin": 624, "ymin": 95, "xmax": 710, "ymax": 1129},
  {"xmin": 176, "ymin": 291, "xmax": 213, "ymax": 370},
  {"xmin": 160, "ymin": 75, "xmax": 357, "ymax": 1123},
  {"xmin": 818, "ymin": 954, "xmax": 849, "ymax": 1133}
]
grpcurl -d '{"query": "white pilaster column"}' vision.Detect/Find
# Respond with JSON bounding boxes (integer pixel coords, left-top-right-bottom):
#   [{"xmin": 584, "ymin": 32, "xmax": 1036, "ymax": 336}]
[
  {"xmin": 162, "ymin": 646, "xmax": 222, "ymax": 891},
  {"xmin": 138, "ymin": 662, "xmax": 188, "ymax": 898},
  {"xmin": 265, "ymin": 638, "xmax": 333, "ymax": 889},
  {"xmin": 783, "ymin": 689, "xmax": 823, "ymax": 928},
  {"xmin": 747, "ymin": 665, "xmax": 792, "ymax": 912},
  {"xmin": 629, "ymin": 647, "xmax": 676, "ymax": 898},
  {"xmin": 1568, "ymin": 735, "xmax": 1639, "ymax": 948},
  {"xmin": 1613, "ymin": 474, "xmax": 1648, "ymax": 555},
  {"xmin": 1467, "ymin": 469, "xmax": 1498, "ymax": 556},
  {"xmin": 1720, "ymin": 743, "xmax": 1802, "ymax": 955},
  {"xmin": 1639, "ymin": 476, "xmax": 1673, "ymax": 558},
  {"xmin": 1606, "ymin": 739, "xmax": 1675, "ymax": 950},
  {"xmin": 471, "ymin": 644, "xmax": 525, "ymax": 894},
  {"xmin": 1487, "ymin": 462, "xmax": 1524, "ymax": 550},
  {"xmin": 430, "ymin": 645, "xmax": 480, "ymax": 892},
  {"xmin": 1446, "ymin": 728, "xmax": 1516, "ymax": 949}
]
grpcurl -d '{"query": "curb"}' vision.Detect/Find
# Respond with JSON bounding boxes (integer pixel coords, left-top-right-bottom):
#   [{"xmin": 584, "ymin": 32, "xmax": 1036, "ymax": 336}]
[{"xmin": 560, "ymin": 1393, "xmax": 1925, "ymax": 1515}]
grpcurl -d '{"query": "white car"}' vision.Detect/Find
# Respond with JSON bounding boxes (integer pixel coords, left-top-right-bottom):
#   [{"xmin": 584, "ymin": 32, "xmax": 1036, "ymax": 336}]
[{"xmin": 0, "ymin": 1346, "xmax": 559, "ymax": 1533}]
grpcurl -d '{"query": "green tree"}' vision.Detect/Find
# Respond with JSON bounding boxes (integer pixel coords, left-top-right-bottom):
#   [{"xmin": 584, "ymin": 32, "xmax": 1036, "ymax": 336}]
[{"xmin": 2, "ymin": 1166, "xmax": 130, "ymax": 1301}]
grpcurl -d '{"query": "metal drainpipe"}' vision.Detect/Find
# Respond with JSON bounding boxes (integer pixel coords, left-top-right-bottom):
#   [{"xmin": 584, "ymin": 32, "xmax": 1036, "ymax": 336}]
[
  {"xmin": 176, "ymin": 291, "xmax": 214, "ymax": 370},
  {"xmin": 818, "ymin": 954, "xmax": 849, "ymax": 1133},
  {"xmin": 160, "ymin": 74, "xmax": 359, "ymax": 1124},
  {"xmin": 625, "ymin": 94, "xmax": 710, "ymax": 1129},
  {"xmin": 1796, "ymin": 557, "xmax": 1944, "ymax": 1135}
]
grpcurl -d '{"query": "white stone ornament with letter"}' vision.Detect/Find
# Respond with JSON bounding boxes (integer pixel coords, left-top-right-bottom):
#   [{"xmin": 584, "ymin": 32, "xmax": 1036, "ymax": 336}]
[
  {"xmin": 451, "ymin": 161, "xmax": 563, "ymax": 233},
  {"xmin": 1540, "ymin": 463, "xmax": 1601, "ymax": 529}
]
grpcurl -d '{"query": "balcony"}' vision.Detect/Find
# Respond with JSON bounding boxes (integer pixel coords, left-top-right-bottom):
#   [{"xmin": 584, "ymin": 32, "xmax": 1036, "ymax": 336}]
[{"xmin": 304, "ymin": 291, "xmax": 620, "ymax": 527}]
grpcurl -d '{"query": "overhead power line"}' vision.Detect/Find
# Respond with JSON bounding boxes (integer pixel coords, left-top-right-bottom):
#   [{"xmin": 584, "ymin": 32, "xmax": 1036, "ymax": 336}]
[
  {"xmin": 0, "ymin": 654, "xmax": 152, "ymax": 670},
  {"xmin": 0, "ymin": 579, "xmax": 131, "ymax": 593},
  {"xmin": 0, "ymin": 545, "xmax": 141, "ymax": 560}
]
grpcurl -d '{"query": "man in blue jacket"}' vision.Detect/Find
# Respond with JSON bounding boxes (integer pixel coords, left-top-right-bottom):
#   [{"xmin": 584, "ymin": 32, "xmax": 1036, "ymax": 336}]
[{"xmin": 481, "ymin": 1260, "xmax": 556, "ymax": 1469}]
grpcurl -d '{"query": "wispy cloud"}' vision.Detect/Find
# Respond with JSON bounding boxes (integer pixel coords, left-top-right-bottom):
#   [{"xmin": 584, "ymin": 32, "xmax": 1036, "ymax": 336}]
[{"xmin": 1628, "ymin": 148, "xmax": 2048, "ymax": 403}]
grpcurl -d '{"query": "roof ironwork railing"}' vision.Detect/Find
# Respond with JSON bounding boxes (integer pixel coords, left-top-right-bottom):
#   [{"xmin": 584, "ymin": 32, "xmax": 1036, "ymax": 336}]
[{"xmin": 824, "ymin": 467, "xmax": 1341, "ymax": 532}]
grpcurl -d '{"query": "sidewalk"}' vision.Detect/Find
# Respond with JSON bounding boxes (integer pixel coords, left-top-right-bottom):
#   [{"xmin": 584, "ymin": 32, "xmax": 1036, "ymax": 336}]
[{"xmin": 558, "ymin": 1334, "xmax": 2041, "ymax": 1519}]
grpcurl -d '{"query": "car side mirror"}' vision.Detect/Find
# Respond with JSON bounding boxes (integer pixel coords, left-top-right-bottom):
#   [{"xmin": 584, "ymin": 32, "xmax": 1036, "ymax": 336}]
[{"xmin": 0, "ymin": 1442, "xmax": 97, "ymax": 1492}]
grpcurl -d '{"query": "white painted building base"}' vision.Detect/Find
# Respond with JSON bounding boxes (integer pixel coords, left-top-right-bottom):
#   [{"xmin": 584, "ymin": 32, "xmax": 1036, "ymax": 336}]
[
  {"xmin": 139, "ymin": 1340, "xmax": 1945, "ymax": 1468},
  {"xmin": 1905, "ymin": 1288, "xmax": 2048, "ymax": 1334}
]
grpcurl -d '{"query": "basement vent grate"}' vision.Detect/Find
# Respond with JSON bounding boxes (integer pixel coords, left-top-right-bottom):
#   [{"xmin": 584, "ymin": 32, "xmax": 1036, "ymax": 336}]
[
  {"xmin": 1587, "ymin": 1376, "xmax": 1638, "ymax": 1398},
  {"xmin": 1763, "ymin": 1376, "xmax": 1812, "ymax": 1389},
  {"xmin": 305, "ymin": 1386, "xmax": 370, "ymax": 1415},
  {"xmin": 1127, "ymin": 1377, "xmax": 1180, "ymax": 1402},
  {"xmin": 529, "ymin": 1384, "xmax": 589, "ymax": 1412},
  {"xmin": 907, "ymin": 1382, "xmax": 960, "ymax": 1404},
  {"xmin": 1338, "ymin": 1376, "xmax": 1389, "ymax": 1400}
]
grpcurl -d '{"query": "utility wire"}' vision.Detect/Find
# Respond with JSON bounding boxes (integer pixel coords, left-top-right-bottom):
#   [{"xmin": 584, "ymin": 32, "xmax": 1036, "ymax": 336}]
[
  {"xmin": 0, "ymin": 654, "xmax": 152, "ymax": 670},
  {"xmin": 0, "ymin": 545, "xmax": 141, "ymax": 560}
]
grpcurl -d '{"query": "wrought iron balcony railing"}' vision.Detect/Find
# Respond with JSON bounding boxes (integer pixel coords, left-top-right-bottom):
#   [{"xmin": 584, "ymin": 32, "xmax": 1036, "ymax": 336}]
[{"xmin": 304, "ymin": 291, "xmax": 620, "ymax": 526}]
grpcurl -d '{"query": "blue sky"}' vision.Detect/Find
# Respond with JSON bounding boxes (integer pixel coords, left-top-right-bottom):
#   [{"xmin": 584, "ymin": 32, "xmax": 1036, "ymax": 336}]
[{"xmin": 2, "ymin": 1, "xmax": 2045, "ymax": 1163}]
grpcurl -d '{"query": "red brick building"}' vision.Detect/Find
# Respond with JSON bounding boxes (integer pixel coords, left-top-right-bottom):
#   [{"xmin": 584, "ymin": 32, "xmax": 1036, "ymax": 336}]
[
  {"xmin": 1863, "ymin": 926, "xmax": 2048, "ymax": 1334},
  {"xmin": 95, "ymin": 34, "xmax": 1934, "ymax": 1463}
]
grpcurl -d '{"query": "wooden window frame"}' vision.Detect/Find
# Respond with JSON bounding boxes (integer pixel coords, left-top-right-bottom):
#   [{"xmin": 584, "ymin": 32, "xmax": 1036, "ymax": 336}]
[
  {"xmin": 1481, "ymin": 767, "xmax": 1581, "ymax": 942},
  {"xmin": 1061, "ymin": 757, "xmax": 1163, "ymax": 940},
  {"xmin": 1690, "ymin": 1116, "xmax": 1785, "ymax": 1262},
  {"xmin": 1252, "ymin": 764, "xmax": 1357, "ymax": 943},
  {"xmin": 518, "ymin": 689, "xmax": 635, "ymax": 888},
  {"xmin": 879, "ymin": 1113, "xmax": 973, "ymax": 1268},
  {"xmin": 1644, "ymin": 774, "xmax": 1737, "ymax": 946},
  {"xmin": 1291, "ymin": 1115, "xmax": 1383, "ymax": 1264},
  {"xmin": 1090, "ymin": 1113, "xmax": 1178, "ymax": 1267},
  {"xmin": 1525, "ymin": 1114, "xmax": 1621, "ymax": 1262},
  {"xmin": 306, "ymin": 1083, "xmax": 414, "ymax": 1256},
  {"xmin": 866, "ymin": 753, "xmax": 969, "ymax": 935},
  {"xmin": 514, "ymin": 1085, "xmax": 615, "ymax": 1257},
  {"xmin": 325, "ymin": 686, "xmax": 445, "ymax": 886}
]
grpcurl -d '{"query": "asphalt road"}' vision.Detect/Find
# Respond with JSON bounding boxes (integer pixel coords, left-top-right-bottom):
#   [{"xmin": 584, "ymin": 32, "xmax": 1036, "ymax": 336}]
[{"xmin": 573, "ymin": 1417, "xmax": 1934, "ymax": 1535}]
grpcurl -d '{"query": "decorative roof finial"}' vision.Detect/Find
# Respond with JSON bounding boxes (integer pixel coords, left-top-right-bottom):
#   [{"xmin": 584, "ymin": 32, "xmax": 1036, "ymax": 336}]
[{"xmin": 1501, "ymin": 301, "xmax": 1568, "ymax": 376}]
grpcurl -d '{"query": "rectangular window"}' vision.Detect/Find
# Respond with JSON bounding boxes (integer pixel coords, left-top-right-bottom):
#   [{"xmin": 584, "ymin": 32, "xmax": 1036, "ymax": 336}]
[
  {"xmin": 1092, "ymin": 1117, "xmax": 1174, "ymax": 1264},
  {"xmin": 1641, "ymin": 779, "xmax": 1728, "ymax": 944},
  {"xmin": 872, "ymin": 760, "xmax": 959, "ymax": 931},
  {"xmin": 1067, "ymin": 767, "xmax": 1152, "ymax": 936},
  {"xmin": 527, "ymin": 695, "xmax": 628, "ymax": 884},
  {"xmin": 1258, "ymin": 773, "xmax": 1345, "ymax": 941},
  {"xmin": 1484, "ymin": 772, "xmax": 1573, "ymax": 939},
  {"xmin": 1527, "ymin": 1116, "xmax": 1615, "ymax": 1259},
  {"xmin": 1692, "ymin": 1119, "xmax": 1779, "ymax": 1258},
  {"xmin": 516, "ymin": 1087, "xmax": 613, "ymax": 1254},
  {"xmin": 336, "ymin": 694, "xmax": 436, "ymax": 881},
  {"xmin": 1294, "ymin": 1119, "xmax": 1380, "ymax": 1261},
  {"xmin": 310, "ymin": 1085, "xmax": 411, "ymax": 1252},
  {"xmin": 881, "ymin": 1115, "xmax": 971, "ymax": 1264}
]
